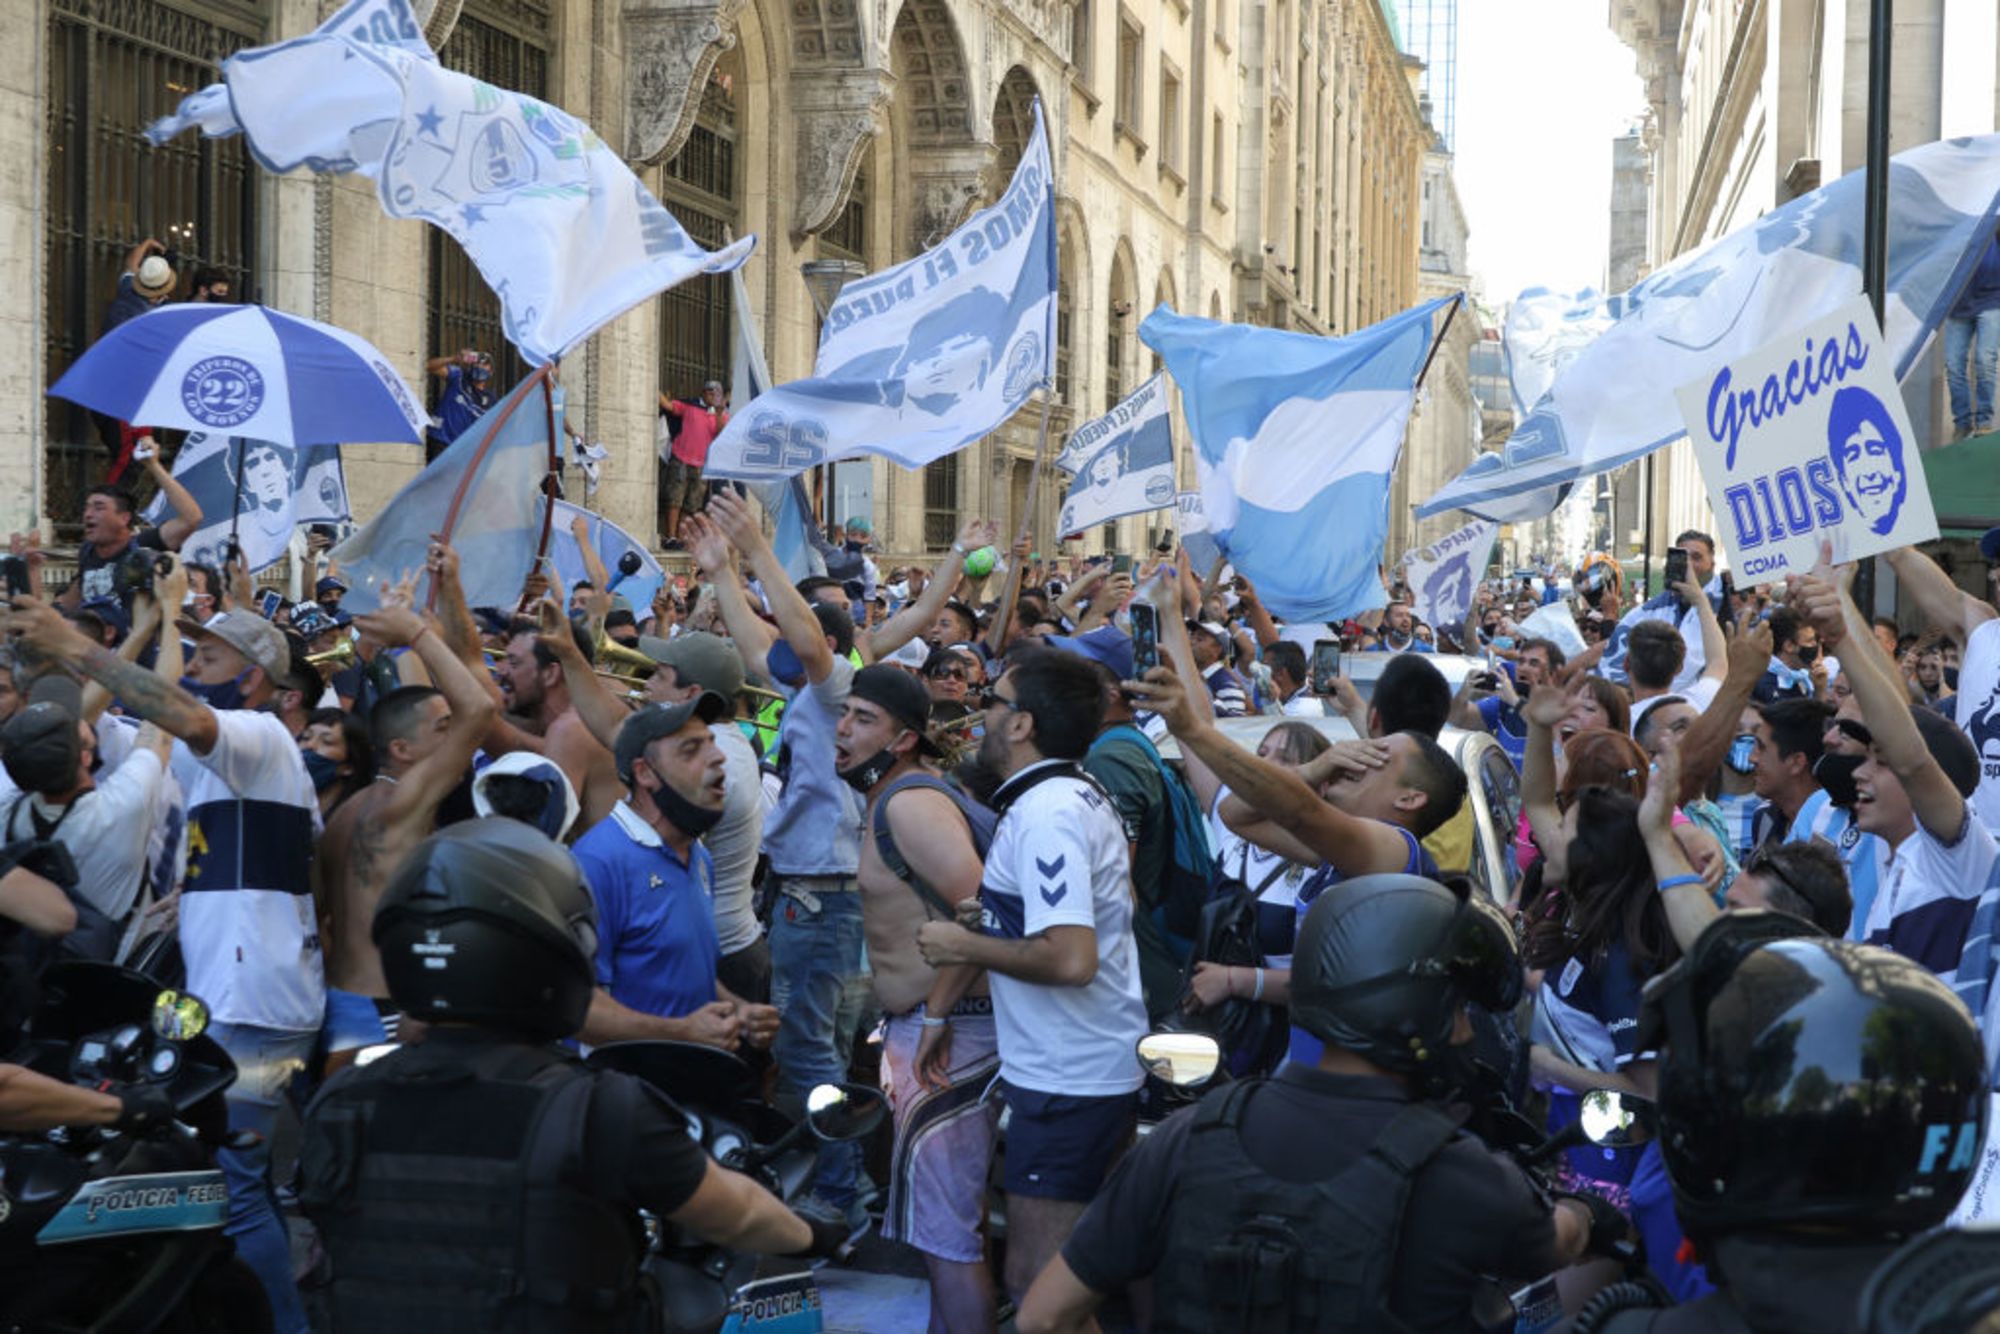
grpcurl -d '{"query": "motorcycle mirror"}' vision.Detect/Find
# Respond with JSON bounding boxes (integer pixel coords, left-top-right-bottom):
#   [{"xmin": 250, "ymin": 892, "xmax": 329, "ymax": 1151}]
[
  {"xmin": 805, "ymin": 1083, "xmax": 887, "ymax": 1142},
  {"xmin": 150, "ymin": 989, "xmax": 209, "ymax": 1042},
  {"xmin": 1135, "ymin": 1032, "xmax": 1222, "ymax": 1088},
  {"xmin": 1578, "ymin": 1089, "xmax": 1656, "ymax": 1148}
]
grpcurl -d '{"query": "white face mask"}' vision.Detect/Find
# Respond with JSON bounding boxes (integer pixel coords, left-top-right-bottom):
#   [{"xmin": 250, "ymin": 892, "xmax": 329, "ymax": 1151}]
[{"xmin": 887, "ymin": 581, "xmax": 909, "ymax": 601}]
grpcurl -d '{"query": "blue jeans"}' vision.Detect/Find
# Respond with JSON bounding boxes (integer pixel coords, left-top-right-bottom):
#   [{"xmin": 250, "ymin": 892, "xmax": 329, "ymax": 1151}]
[
  {"xmin": 1944, "ymin": 308, "xmax": 2000, "ymax": 429},
  {"xmin": 768, "ymin": 879, "xmax": 868, "ymax": 1208},
  {"xmin": 210, "ymin": 1021, "xmax": 317, "ymax": 1334}
]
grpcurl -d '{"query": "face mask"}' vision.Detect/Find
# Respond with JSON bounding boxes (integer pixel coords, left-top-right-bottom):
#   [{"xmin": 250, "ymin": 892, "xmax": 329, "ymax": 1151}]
[
  {"xmin": 301, "ymin": 750, "xmax": 343, "ymax": 792},
  {"xmin": 887, "ymin": 581, "xmax": 909, "ymax": 601},
  {"xmin": 1727, "ymin": 733, "xmax": 1758, "ymax": 774},
  {"xmin": 1813, "ymin": 752, "xmax": 1864, "ymax": 808},
  {"xmin": 838, "ymin": 735, "xmax": 910, "ymax": 795},
  {"xmin": 1492, "ymin": 635, "xmax": 1515, "ymax": 650},
  {"xmin": 642, "ymin": 771, "xmax": 722, "ymax": 836},
  {"xmin": 180, "ymin": 669, "xmax": 251, "ymax": 712},
  {"xmin": 1795, "ymin": 642, "xmax": 1819, "ymax": 664}
]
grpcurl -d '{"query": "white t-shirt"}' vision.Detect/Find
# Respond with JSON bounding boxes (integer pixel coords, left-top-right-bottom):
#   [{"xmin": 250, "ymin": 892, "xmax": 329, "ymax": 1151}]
[
  {"xmin": 173, "ymin": 710, "xmax": 325, "ymax": 1031},
  {"xmin": 980, "ymin": 760, "xmax": 1147, "ymax": 1096},
  {"xmin": 3, "ymin": 747, "xmax": 166, "ymax": 925},
  {"xmin": 704, "ymin": 724, "xmax": 765, "ymax": 955},
  {"xmin": 1955, "ymin": 618, "xmax": 2000, "ymax": 834},
  {"xmin": 1865, "ymin": 810, "xmax": 2000, "ymax": 987}
]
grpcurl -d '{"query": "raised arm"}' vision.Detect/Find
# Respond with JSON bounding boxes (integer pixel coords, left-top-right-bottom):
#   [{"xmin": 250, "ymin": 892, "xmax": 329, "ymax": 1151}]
[
  {"xmin": 1675, "ymin": 619, "xmax": 1771, "ymax": 807},
  {"xmin": 1639, "ymin": 743, "xmax": 1721, "ymax": 951},
  {"xmin": 981, "ymin": 531, "xmax": 1031, "ymax": 659},
  {"xmin": 686, "ymin": 518, "xmax": 777, "ymax": 683},
  {"xmin": 1127, "ymin": 662, "xmax": 1413, "ymax": 873},
  {"xmin": 360, "ymin": 601, "xmax": 498, "ymax": 824},
  {"xmin": 424, "ymin": 537, "xmax": 486, "ymax": 673},
  {"xmin": 1520, "ymin": 668, "xmax": 1582, "ymax": 873},
  {"xmin": 707, "ymin": 488, "xmax": 834, "ymax": 684},
  {"xmin": 6, "ymin": 595, "xmax": 219, "ymax": 754},
  {"xmin": 1678, "ymin": 575, "xmax": 1728, "ymax": 684},
  {"xmin": 866, "ymin": 518, "xmax": 987, "ymax": 663},
  {"xmin": 1234, "ymin": 575, "xmax": 1282, "ymax": 649},
  {"xmin": 1795, "ymin": 552, "xmax": 1967, "ymax": 842},
  {"xmin": 140, "ymin": 448, "xmax": 203, "ymax": 551},
  {"xmin": 1884, "ymin": 545, "xmax": 1997, "ymax": 645},
  {"xmin": 536, "ymin": 596, "xmax": 635, "ymax": 753}
]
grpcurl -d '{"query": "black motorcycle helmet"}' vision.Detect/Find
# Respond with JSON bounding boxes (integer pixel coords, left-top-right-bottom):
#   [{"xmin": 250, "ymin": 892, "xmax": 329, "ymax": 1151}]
[
  {"xmin": 1289, "ymin": 873, "xmax": 1522, "ymax": 1078},
  {"xmin": 373, "ymin": 820, "xmax": 599, "ymax": 1042},
  {"xmin": 1639, "ymin": 912, "xmax": 1987, "ymax": 1239}
]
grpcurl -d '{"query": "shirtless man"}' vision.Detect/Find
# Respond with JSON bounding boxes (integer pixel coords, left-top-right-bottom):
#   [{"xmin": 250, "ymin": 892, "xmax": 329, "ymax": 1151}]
[
  {"xmin": 429, "ymin": 540, "xmax": 623, "ymax": 827},
  {"xmin": 834, "ymin": 662, "xmax": 999, "ymax": 1334},
  {"xmin": 316, "ymin": 565, "xmax": 495, "ymax": 1068}
]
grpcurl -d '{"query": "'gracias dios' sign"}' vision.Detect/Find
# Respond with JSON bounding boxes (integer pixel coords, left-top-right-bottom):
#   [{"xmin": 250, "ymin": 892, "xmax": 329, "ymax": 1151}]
[{"xmin": 1675, "ymin": 295, "xmax": 1937, "ymax": 583}]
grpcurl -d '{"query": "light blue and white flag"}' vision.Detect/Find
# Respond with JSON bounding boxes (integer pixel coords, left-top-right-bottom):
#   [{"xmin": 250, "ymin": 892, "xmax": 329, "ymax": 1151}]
[
  {"xmin": 331, "ymin": 372, "xmax": 558, "ymax": 613},
  {"xmin": 1399, "ymin": 519, "xmax": 1496, "ymax": 634},
  {"xmin": 146, "ymin": 0, "xmax": 753, "ymax": 366},
  {"xmin": 1174, "ymin": 491, "xmax": 1222, "ymax": 574},
  {"xmin": 1056, "ymin": 375, "xmax": 1176, "ymax": 535},
  {"xmin": 1504, "ymin": 287, "xmax": 1615, "ymax": 418},
  {"xmin": 705, "ymin": 104, "xmax": 1057, "ymax": 478},
  {"xmin": 548, "ymin": 501, "xmax": 664, "ymax": 613},
  {"xmin": 144, "ymin": 434, "xmax": 349, "ymax": 574},
  {"xmin": 1140, "ymin": 295, "xmax": 1458, "ymax": 623},
  {"xmin": 1422, "ymin": 135, "xmax": 2000, "ymax": 521},
  {"xmin": 725, "ymin": 266, "xmax": 827, "ymax": 583}
]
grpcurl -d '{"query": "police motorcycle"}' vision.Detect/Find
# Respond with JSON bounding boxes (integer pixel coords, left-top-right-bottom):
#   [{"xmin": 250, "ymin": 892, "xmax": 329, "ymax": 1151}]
[
  {"xmin": 0, "ymin": 961, "xmax": 269, "ymax": 1333},
  {"xmin": 1858, "ymin": 1224, "xmax": 2000, "ymax": 1332},
  {"xmin": 582, "ymin": 1040, "xmax": 885, "ymax": 1334}
]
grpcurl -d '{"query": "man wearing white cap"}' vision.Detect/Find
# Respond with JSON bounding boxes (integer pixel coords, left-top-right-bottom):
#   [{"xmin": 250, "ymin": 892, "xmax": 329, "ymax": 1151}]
[{"xmin": 91, "ymin": 237, "xmax": 177, "ymax": 455}]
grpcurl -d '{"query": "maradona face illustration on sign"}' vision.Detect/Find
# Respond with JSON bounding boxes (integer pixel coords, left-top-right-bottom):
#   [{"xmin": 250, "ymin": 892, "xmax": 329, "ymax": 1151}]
[
  {"xmin": 886, "ymin": 287, "xmax": 1010, "ymax": 417},
  {"xmin": 1087, "ymin": 443, "xmax": 1128, "ymax": 491},
  {"xmin": 226, "ymin": 438, "xmax": 298, "ymax": 539},
  {"xmin": 1421, "ymin": 552, "xmax": 1474, "ymax": 627},
  {"xmin": 1825, "ymin": 385, "xmax": 1908, "ymax": 536}
]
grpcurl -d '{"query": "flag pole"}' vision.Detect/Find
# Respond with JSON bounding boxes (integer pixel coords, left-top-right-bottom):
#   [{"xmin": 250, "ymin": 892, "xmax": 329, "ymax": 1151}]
[
  {"xmin": 227, "ymin": 436, "xmax": 247, "ymax": 563},
  {"xmin": 523, "ymin": 362, "xmax": 562, "ymax": 615},
  {"xmin": 1853, "ymin": 0, "xmax": 1893, "ymax": 618},
  {"xmin": 1413, "ymin": 293, "xmax": 1464, "ymax": 393}
]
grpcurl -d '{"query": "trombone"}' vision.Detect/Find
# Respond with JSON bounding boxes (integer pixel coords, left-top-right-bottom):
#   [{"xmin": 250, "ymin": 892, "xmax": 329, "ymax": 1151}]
[{"xmin": 305, "ymin": 639, "xmax": 358, "ymax": 673}]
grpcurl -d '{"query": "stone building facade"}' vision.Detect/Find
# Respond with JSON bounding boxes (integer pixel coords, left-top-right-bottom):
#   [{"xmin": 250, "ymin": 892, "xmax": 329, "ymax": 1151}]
[{"xmin": 8, "ymin": 0, "xmax": 1430, "ymax": 565}]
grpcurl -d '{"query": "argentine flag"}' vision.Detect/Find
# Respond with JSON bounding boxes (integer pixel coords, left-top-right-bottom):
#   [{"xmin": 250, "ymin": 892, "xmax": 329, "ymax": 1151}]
[
  {"xmin": 1423, "ymin": 135, "xmax": 2000, "ymax": 521},
  {"xmin": 1140, "ymin": 296, "xmax": 1459, "ymax": 623}
]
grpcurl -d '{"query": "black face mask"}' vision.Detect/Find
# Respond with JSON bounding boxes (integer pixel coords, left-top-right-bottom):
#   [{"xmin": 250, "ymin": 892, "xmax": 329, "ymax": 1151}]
[
  {"xmin": 643, "ymin": 772, "xmax": 722, "ymax": 836},
  {"xmin": 1795, "ymin": 642, "xmax": 1820, "ymax": 665},
  {"xmin": 1813, "ymin": 752, "xmax": 1865, "ymax": 809},
  {"xmin": 838, "ymin": 731, "xmax": 912, "ymax": 795}
]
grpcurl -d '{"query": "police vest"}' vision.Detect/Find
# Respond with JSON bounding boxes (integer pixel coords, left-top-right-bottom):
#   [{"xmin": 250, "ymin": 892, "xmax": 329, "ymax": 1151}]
[
  {"xmin": 1151, "ymin": 1080, "xmax": 1461, "ymax": 1333},
  {"xmin": 299, "ymin": 1040, "xmax": 650, "ymax": 1334}
]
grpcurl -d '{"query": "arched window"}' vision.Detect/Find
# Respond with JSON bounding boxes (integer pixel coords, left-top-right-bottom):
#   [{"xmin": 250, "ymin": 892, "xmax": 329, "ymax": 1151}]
[{"xmin": 44, "ymin": 0, "xmax": 264, "ymax": 526}]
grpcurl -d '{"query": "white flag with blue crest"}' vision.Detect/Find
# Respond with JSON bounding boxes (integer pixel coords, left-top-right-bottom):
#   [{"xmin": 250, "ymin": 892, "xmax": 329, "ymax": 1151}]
[
  {"xmin": 1422, "ymin": 135, "xmax": 2000, "ymax": 522},
  {"xmin": 1140, "ymin": 296, "xmax": 1459, "ymax": 623},
  {"xmin": 704, "ymin": 103, "xmax": 1057, "ymax": 478},
  {"xmin": 144, "ymin": 0, "xmax": 752, "ymax": 366},
  {"xmin": 1400, "ymin": 519, "xmax": 1496, "ymax": 634},
  {"xmin": 1174, "ymin": 491, "xmax": 1222, "ymax": 574},
  {"xmin": 145, "ymin": 433, "xmax": 348, "ymax": 574},
  {"xmin": 1056, "ymin": 374, "xmax": 1176, "ymax": 534}
]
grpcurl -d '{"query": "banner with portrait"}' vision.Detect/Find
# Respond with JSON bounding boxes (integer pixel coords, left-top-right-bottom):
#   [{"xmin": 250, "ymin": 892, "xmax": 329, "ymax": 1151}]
[{"xmin": 1674, "ymin": 295, "xmax": 1938, "ymax": 585}]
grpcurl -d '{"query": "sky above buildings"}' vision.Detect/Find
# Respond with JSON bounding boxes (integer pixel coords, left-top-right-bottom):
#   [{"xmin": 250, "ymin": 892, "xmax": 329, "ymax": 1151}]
[{"xmin": 1454, "ymin": 0, "xmax": 1646, "ymax": 304}]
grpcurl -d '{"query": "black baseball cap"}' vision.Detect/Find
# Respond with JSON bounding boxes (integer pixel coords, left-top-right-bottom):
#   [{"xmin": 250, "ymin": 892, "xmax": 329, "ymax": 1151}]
[
  {"xmin": 850, "ymin": 664, "xmax": 942, "ymax": 756},
  {"xmin": 612, "ymin": 691, "xmax": 727, "ymax": 785},
  {"xmin": 0, "ymin": 699, "xmax": 79, "ymax": 795}
]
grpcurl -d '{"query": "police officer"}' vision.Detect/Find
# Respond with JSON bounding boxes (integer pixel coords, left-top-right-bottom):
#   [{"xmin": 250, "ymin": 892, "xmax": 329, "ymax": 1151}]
[
  {"xmin": 298, "ymin": 820, "xmax": 847, "ymax": 1332},
  {"xmin": 1571, "ymin": 913, "xmax": 1990, "ymax": 1333},
  {"xmin": 1016, "ymin": 873, "xmax": 1621, "ymax": 1334}
]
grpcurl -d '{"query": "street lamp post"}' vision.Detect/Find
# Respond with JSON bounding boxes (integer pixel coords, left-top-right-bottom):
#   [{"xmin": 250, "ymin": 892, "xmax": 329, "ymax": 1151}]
[
  {"xmin": 1854, "ymin": 0, "xmax": 1892, "ymax": 617},
  {"xmin": 799, "ymin": 259, "xmax": 868, "ymax": 532}
]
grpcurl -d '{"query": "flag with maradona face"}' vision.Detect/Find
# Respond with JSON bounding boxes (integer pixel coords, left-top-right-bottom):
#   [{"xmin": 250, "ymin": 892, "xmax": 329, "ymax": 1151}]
[
  {"xmin": 1399, "ymin": 519, "xmax": 1496, "ymax": 634},
  {"xmin": 703, "ymin": 102, "xmax": 1058, "ymax": 478},
  {"xmin": 145, "ymin": 433, "xmax": 348, "ymax": 574},
  {"xmin": 1056, "ymin": 374, "xmax": 1176, "ymax": 535}
]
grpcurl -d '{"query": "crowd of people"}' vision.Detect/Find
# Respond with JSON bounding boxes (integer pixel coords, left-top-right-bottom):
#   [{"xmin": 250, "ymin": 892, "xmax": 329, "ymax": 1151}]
[{"xmin": 2, "ymin": 428, "xmax": 2000, "ymax": 1333}]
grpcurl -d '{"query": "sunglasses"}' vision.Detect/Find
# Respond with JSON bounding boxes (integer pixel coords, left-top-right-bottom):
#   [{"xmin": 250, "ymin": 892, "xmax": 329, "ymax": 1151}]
[
  {"xmin": 1740, "ymin": 848, "xmax": 1809, "ymax": 903},
  {"xmin": 928, "ymin": 666, "xmax": 968, "ymax": 681}
]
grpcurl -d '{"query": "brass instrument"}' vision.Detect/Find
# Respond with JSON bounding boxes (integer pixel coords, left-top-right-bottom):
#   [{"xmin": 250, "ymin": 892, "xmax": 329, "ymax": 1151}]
[
  {"xmin": 593, "ymin": 630, "xmax": 658, "ymax": 679},
  {"xmin": 305, "ymin": 639, "xmax": 358, "ymax": 672}
]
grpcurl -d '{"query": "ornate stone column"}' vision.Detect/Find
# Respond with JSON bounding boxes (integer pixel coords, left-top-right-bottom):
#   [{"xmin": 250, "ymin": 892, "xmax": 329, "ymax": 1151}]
[
  {"xmin": 791, "ymin": 67, "xmax": 895, "ymax": 238},
  {"xmin": 620, "ymin": 0, "xmax": 746, "ymax": 164}
]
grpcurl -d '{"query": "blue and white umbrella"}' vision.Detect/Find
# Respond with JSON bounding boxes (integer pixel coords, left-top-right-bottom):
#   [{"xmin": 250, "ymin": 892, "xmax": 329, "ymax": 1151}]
[{"xmin": 50, "ymin": 303, "xmax": 428, "ymax": 446}]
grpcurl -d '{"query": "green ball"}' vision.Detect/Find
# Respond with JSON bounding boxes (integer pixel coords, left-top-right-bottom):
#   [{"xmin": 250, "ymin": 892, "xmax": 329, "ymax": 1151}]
[{"xmin": 964, "ymin": 545, "xmax": 997, "ymax": 577}]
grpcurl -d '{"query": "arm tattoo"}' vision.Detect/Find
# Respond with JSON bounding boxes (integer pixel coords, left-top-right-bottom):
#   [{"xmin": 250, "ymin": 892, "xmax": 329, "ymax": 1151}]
[{"xmin": 79, "ymin": 646, "xmax": 208, "ymax": 740}]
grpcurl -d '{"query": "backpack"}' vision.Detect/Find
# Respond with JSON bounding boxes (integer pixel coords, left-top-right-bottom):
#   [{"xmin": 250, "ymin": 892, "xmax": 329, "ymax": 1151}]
[
  {"xmin": 1184, "ymin": 862, "xmax": 1292, "ymax": 1076},
  {"xmin": 869, "ymin": 773, "xmax": 997, "ymax": 919},
  {"xmin": 1099, "ymin": 724, "xmax": 1217, "ymax": 948}
]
